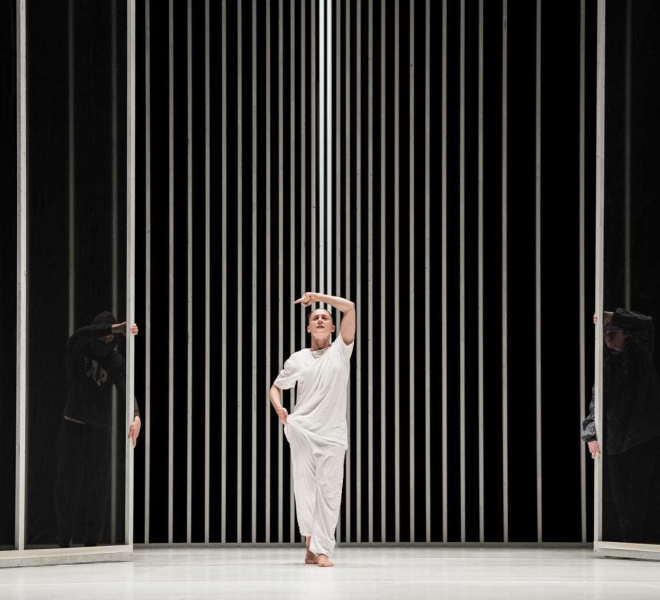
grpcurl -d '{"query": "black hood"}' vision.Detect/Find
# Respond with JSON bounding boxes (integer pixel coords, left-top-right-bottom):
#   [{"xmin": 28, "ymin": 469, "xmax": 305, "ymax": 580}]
[{"xmin": 90, "ymin": 311, "xmax": 118, "ymax": 357}]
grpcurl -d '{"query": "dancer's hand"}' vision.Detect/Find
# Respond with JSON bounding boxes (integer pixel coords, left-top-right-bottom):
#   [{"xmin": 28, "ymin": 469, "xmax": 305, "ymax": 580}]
[
  {"xmin": 128, "ymin": 416, "xmax": 141, "ymax": 448},
  {"xmin": 277, "ymin": 406, "xmax": 289, "ymax": 425},
  {"xmin": 294, "ymin": 292, "xmax": 317, "ymax": 307},
  {"xmin": 588, "ymin": 440, "xmax": 600, "ymax": 459},
  {"xmin": 113, "ymin": 322, "xmax": 139, "ymax": 336}
]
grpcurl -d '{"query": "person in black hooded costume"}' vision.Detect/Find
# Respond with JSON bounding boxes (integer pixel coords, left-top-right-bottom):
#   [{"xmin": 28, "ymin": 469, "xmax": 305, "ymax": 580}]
[
  {"xmin": 583, "ymin": 308, "xmax": 660, "ymax": 542},
  {"xmin": 55, "ymin": 311, "xmax": 141, "ymax": 548}
]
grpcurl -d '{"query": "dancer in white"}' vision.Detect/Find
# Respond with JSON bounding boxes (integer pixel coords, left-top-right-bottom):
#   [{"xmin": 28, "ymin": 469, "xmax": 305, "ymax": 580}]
[{"xmin": 270, "ymin": 292, "xmax": 356, "ymax": 568}]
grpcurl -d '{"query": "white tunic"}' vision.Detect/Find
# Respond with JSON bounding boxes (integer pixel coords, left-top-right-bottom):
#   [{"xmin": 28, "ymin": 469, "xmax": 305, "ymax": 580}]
[{"xmin": 274, "ymin": 333, "xmax": 354, "ymax": 448}]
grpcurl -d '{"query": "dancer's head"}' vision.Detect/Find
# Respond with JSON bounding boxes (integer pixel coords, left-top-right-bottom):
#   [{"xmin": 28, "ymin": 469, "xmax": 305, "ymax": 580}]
[
  {"xmin": 307, "ymin": 308, "xmax": 335, "ymax": 342},
  {"xmin": 604, "ymin": 328, "xmax": 630, "ymax": 352}
]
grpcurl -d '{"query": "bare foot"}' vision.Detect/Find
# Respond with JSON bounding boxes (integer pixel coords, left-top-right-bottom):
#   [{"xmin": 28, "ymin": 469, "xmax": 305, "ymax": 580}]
[
  {"xmin": 305, "ymin": 536, "xmax": 318, "ymax": 565},
  {"xmin": 317, "ymin": 554, "xmax": 334, "ymax": 567}
]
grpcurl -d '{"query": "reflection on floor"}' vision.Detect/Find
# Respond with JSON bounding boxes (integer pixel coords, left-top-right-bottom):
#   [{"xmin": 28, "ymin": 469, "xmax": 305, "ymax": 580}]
[{"xmin": 1, "ymin": 547, "xmax": 660, "ymax": 600}]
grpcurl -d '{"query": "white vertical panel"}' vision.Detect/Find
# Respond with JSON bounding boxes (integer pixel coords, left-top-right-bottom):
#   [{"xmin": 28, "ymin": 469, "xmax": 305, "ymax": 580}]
[
  {"xmin": 301, "ymin": 0, "xmax": 307, "ymax": 377},
  {"xmin": 344, "ymin": 0, "xmax": 352, "ymax": 544},
  {"xmin": 579, "ymin": 0, "xmax": 587, "ymax": 546},
  {"xmin": 111, "ymin": 0, "xmax": 119, "ymax": 546},
  {"xmin": 290, "ymin": 0, "xmax": 296, "ymax": 545},
  {"xmin": 265, "ymin": 0, "xmax": 272, "ymax": 545},
  {"xmin": 186, "ymin": 0, "xmax": 193, "ymax": 547},
  {"xmin": 623, "ymin": 0, "xmax": 631, "ymax": 310},
  {"xmin": 335, "ymin": 0, "xmax": 342, "ymax": 545},
  {"xmin": 381, "ymin": 0, "xmax": 388, "ymax": 545},
  {"xmin": 594, "ymin": 0, "xmax": 606, "ymax": 545},
  {"xmin": 409, "ymin": 0, "xmax": 415, "ymax": 544},
  {"xmin": 394, "ymin": 0, "xmax": 400, "ymax": 545},
  {"xmin": 312, "ymin": 0, "xmax": 317, "ymax": 294},
  {"xmin": 126, "ymin": 0, "xmax": 137, "ymax": 547},
  {"xmin": 367, "ymin": 0, "xmax": 374, "ymax": 545},
  {"xmin": 459, "ymin": 0, "xmax": 466, "ymax": 544},
  {"xmin": 320, "ymin": 0, "xmax": 325, "ymax": 299},
  {"xmin": 501, "ymin": 0, "xmax": 509, "ymax": 545},
  {"xmin": 535, "ymin": 0, "xmax": 543, "ymax": 544},
  {"xmin": 441, "ymin": 0, "xmax": 448, "ymax": 544},
  {"xmin": 144, "ymin": 0, "xmax": 152, "ymax": 546},
  {"xmin": 252, "ymin": 0, "xmax": 258, "ymax": 546},
  {"xmin": 424, "ymin": 0, "xmax": 431, "ymax": 545},
  {"xmin": 237, "ymin": 0, "xmax": 244, "ymax": 545},
  {"xmin": 326, "ymin": 0, "xmax": 332, "ymax": 306},
  {"xmin": 277, "ymin": 0, "xmax": 284, "ymax": 545},
  {"xmin": 221, "ymin": 0, "xmax": 228, "ymax": 545},
  {"xmin": 478, "ymin": 0, "xmax": 485, "ymax": 545},
  {"xmin": 204, "ymin": 0, "xmax": 211, "ymax": 547},
  {"xmin": 168, "ymin": 0, "xmax": 175, "ymax": 546},
  {"xmin": 68, "ymin": 0, "xmax": 75, "ymax": 336},
  {"xmin": 356, "ymin": 0, "xmax": 362, "ymax": 545},
  {"xmin": 16, "ymin": 0, "xmax": 27, "ymax": 552}
]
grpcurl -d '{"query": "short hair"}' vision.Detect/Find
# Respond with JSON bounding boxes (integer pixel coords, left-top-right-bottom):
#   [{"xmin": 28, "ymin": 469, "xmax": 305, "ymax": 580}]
[{"xmin": 308, "ymin": 308, "xmax": 334, "ymax": 325}]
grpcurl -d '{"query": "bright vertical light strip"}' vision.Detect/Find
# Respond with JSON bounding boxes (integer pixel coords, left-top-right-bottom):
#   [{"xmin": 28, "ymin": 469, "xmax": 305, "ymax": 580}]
[
  {"xmin": 594, "ymin": 0, "xmax": 606, "ymax": 545},
  {"xmin": 126, "ymin": 0, "xmax": 137, "ymax": 548},
  {"xmin": 535, "ymin": 0, "xmax": 543, "ymax": 544},
  {"xmin": 16, "ymin": 0, "xmax": 27, "ymax": 552},
  {"xmin": 144, "ymin": 0, "xmax": 152, "ymax": 546},
  {"xmin": 168, "ymin": 0, "xmax": 174, "ymax": 546},
  {"xmin": 319, "ymin": 0, "xmax": 325, "ymax": 300},
  {"xmin": 327, "ymin": 0, "xmax": 332, "ymax": 306},
  {"xmin": 579, "ymin": 0, "xmax": 587, "ymax": 546}
]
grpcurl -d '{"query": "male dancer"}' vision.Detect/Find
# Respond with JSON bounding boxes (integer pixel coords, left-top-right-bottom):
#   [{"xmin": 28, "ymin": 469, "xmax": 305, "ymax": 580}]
[{"xmin": 270, "ymin": 293, "xmax": 356, "ymax": 567}]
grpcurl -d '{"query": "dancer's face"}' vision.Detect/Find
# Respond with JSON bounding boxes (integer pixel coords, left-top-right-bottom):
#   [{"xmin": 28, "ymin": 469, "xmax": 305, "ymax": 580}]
[
  {"xmin": 605, "ymin": 329, "xmax": 629, "ymax": 352},
  {"xmin": 307, "ymin": 309, "xmax": 335, "ymax": 339}
]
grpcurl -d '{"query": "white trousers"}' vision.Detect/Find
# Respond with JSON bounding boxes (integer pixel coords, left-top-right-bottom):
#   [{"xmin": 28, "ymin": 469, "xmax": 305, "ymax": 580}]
[{"xmin": 284, "ymin": 423, "xmax": 346, "ymax": 557}]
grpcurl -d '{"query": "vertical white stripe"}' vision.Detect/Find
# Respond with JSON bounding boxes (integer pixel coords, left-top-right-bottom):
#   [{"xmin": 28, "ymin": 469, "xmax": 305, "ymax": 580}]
[
  {"xmin": 252, "ymin": 0, "xmax": 258, "ymax": 546},
  {"xmin": 579, "ymin": 0, "xmax": 587, "ymax": 546},
  {"xmin": 16, "ymin": 0, "xmax": 27, "ymax": 552},
  {"xmin": 168, "ymin": 0, "xmax": 175, "ymax": 546},
  {"xmin": 441, "ymin": 0, "xmax": 448, "ymax": 544},
  {"xmin": 368, "ymin": 0, "xmax": 374, "ymax": 545},
  {"xmin": 502, "ymin": 0, "xmax": 509, "ymax": 545},
  {"xmin": 335, "ymin": 0, "xmax": 342, "ymax": 545},
  {"xmin": 145, "ymin": 0, "xmax": 152, "ymax": 546},
  {"xmin": 301, "ymin": 0, "xmax": 307, "ymax": 382},
  {"xmin": 344, "ymin": 0, "xmax": 352, "ymax": 544},
  {"xmin": 327, "ymin": 0, "xmax": 333, "ymax": 306},
  {"xmin": 204, "ymin": 0, "xmax": 211, "ymax": 547},
  {"xmin": 356, "ymin": 0, "xmax": 362, "ymax": 545},
  {"xmin": 594, "ymin": 0, "xmax": 606, "ymax": 545},
  {"xmin": 459, "ymin": 0, "xmax": 466, "ymax": 544},
  {"xmin": 535, "ymin": 0, "xmax": 543, "ymax": 544},
  {"xmin": 237, "ymin": 0, "xmax": 244, "ymax": 545},
  {"xmin": 624, "ymin": 0, "xmax": 631, "ymax": 310},
  {"xmin": 111, "ymin": 0, "xmax": 119, "ymax": 546},
  {"xmin": 68, "ymin": 0, "xmax": 75, "ymax": 336},
  {"xmin": 478, "ymin": 0, "xmax": 485, "ymax": 545},
  {"xmin": 312, "ymin": 0, "xmax": 317, "ymax": 295},
  {"xmin": 265, "ymin": 0, "xmax": 272, "ymax": 545},
  {"xmin": 186, "ymin": 0, "xmax": 193, "ymax": 547},
  {"xmin": 126, "ymin": 0, "xmax": 137, "ymax": 547},
  {"xmin": 277, "ymin": 0, "xmax": 284, "ymax": 545},
  {"xmin": 409, "ymin": 0, "xmax": 415, "ymax": 544},
  {"xmin": 320, "ymin": 0, "xmax": 325, "ymax": 299},
  {"xmin": 221, "ymin": 0, "xmax": 228, "ymax": 545},
  {"xmin": 290, "ymin": 0, "xmax": 296, "ymax": 545},
  {"xmin": 424, "ymin": 0, "xmax": 431, "ymax": 545},
  {"xmin": 381, "ymin": 0, "xmax": 388, "ymax": 545},
  {"xmin": 394, "ymin": 0, "xmax": 400, "ymax": 545}
]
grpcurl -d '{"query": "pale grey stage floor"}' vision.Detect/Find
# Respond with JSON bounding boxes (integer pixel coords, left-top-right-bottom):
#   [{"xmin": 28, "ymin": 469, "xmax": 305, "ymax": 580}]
[{"xmin": 2, "ymin": 547, "xmax": 660, "ymax": 600}]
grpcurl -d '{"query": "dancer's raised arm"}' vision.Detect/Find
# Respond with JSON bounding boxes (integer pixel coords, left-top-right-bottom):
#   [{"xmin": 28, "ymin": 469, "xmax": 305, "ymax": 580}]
[{"xmin": 294, "ymin": 292, "xmax": 355, "ymax": 345}]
